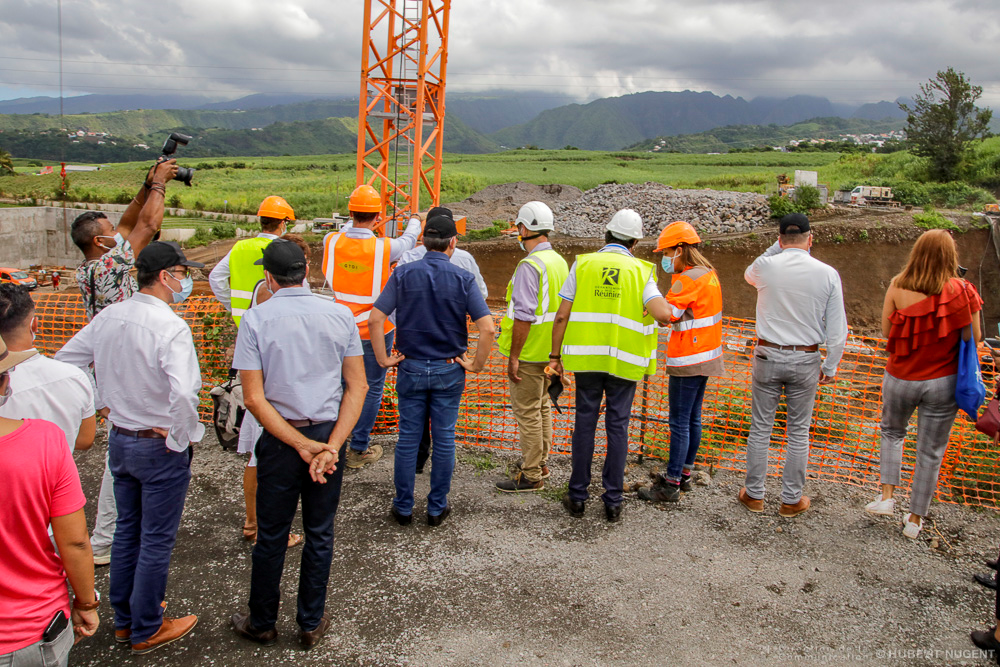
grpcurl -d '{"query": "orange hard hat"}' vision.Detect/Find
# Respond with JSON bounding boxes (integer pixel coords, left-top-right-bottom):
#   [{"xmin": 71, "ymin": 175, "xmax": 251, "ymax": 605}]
[
  {"xmin": 348, "ymin": 184, "xmax": 382, "ymax": 213},
  {"xmin": 257, "ymin": 195, "xmax": 296, "ymax": 221},
  {"xmin": 655, "ymin": 221, "xmax": 700, "ymax": 252}
]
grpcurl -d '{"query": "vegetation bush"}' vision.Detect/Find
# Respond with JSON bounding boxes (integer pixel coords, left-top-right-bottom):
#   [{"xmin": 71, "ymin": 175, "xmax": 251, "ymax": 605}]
[
  {"xmin": 461, "ymin": 219, "xmax": 509, "ymax": 242},
  {"xmin": 793, "ymin": 184, "xmax": 821, "ymax": 210},
  {"xmin": 913, "ymin": 206, "xmax": 960, "ymax": 231},
  {"xmin": 211, "ymin": 223, "xmax": 237, "ymax": 239}
]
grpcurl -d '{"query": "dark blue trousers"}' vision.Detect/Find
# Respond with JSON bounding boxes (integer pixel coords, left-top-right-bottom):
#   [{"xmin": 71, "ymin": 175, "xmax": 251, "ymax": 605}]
[
  {"xmin": 108, "ymin": 430, "xmax": 192, "ymax": 643},
  {"xmin": 248, "ymin": 422, "xmax": 345, "ymax": 632},
  {"xmin": 665, "ymin": 375, "xmax": 709, "ymax": 481},
  {"xmin": 568, "ymin": 371, "xmax": 638, "ymax": 507}
]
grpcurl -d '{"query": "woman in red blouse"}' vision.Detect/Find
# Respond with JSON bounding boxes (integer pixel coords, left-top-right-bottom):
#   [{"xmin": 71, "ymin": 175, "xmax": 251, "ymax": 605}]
[{"xmin": 865, "ymin": 230, "xmax": 982, "ymax": 539}]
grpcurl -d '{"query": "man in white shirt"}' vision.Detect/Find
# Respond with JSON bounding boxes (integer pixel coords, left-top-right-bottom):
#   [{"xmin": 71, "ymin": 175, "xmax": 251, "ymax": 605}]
[
  {"xmin": 57, "ymin": 241, "xmax": 205, "ymax": 656},
  {"xmin": 0, "ymin": 284, "xmax": 95, "ymax": 452},
  {"xmin": 739, "ymin": 213, "xmax": 848, "ymax": 518}
]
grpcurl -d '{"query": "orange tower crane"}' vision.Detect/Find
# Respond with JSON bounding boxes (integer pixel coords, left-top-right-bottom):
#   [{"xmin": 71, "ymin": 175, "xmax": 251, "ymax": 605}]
[{"xmin": 356, "ymin": 0, "xmax": 451, "ymax": 237}]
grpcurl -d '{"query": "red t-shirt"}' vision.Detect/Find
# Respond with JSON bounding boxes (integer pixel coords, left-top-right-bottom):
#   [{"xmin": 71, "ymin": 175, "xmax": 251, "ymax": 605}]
[
  {"xmin": 886, "ymin": 278, "xmax": 983, "ymax": 381},
  {"xmin": 0, "ymin": 419, "xmax": 86, "ymax": 653}
]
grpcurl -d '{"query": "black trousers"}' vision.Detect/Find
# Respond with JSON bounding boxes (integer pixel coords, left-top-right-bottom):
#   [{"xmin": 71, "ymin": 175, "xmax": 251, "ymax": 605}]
[{"xmin": 248, "ymin": 422, "xmax": 345, "ymax": 632}]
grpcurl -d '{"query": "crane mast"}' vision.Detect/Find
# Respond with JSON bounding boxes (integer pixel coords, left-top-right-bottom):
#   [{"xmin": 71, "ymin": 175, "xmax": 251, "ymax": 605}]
[{"xmin": 357, "ymin": 0, "xmax": 451, "ymax": 236}]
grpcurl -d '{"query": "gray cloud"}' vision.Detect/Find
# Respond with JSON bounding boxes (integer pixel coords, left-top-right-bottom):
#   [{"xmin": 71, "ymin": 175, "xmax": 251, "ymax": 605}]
[{"xmin": 0, "ymin": 0, "xmax": 998, "ymax": 106}]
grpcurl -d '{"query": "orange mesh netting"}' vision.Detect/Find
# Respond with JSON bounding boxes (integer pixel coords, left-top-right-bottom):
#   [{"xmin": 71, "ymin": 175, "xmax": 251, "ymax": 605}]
[{"xmin": 34, "ymin": 294, "xmax": 1000, "ymax": 509}]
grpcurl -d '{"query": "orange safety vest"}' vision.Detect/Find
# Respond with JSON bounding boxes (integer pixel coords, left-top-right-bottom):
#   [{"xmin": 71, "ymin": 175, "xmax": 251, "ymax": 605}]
[
  {"xmin": 666, "ymin": 266, "xmax": 723, "ymax": 367},
  {"xmin": 321, "ymin": 231, "xmax": 394, "ymax": 340}
]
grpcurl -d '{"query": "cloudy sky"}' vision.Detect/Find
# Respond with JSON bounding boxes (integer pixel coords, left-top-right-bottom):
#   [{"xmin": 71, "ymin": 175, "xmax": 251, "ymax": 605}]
[{"xmin": 2, "ymin": 0, "xmax": 999, "ymax": 106}]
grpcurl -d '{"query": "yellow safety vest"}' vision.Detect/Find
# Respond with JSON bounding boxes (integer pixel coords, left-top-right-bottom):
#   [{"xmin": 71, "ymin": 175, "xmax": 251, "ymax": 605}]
[
  {"xmin": 229, "ymin": 237, "xmax": 272, "ymax": 326},
  {"xmin": 497, "ymin": 248, "xmax": 569, "ymax": 363},
  {"xmin": 562, "ymin": 251, "xmax": 658, "ymax": 382}
]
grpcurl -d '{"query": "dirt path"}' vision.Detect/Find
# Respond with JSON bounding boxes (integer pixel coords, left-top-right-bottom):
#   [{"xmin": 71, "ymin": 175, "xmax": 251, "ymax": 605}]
[{"xmin": 69, "ymin": 430, "xmax": 999, "ymax": 666}]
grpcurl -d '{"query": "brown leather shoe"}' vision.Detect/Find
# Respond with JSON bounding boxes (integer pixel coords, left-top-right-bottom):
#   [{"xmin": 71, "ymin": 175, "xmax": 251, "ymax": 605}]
[
  {"xmin": 300, "ymin": 616, "xmax": 331, "ymax": 649},
  {"xmin": 540, "ymin": 465, "xmax": 551, "ymax": 479},
  {"xmin": 231, "ymin": 612, "xmax": 277, "ymax": 646},
  {"xmin": 779, "ymin": 496, "xmax": 811, "ymax": 517},
  {"xmin": 114, "ymin": 629, "xmax": 131, "ymax": 644},
  {"xmin": 738, "ymin": 487, "xmax": 764, "ymax": 513},
  {"xmin": 131, "ymin": 615, "xmax": 198, "ymax": 655}
]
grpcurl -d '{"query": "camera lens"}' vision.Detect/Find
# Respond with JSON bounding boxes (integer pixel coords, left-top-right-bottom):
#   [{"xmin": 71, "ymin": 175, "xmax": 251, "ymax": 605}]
[{"xmin": 176, "ymin": 167, "xmax": 195, "ymax": 187}]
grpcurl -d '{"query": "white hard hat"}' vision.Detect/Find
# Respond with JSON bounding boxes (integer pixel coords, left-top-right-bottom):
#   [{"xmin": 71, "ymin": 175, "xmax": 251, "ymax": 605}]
[
  {"xmin": 606, "ymin": 208, "xmax": 643, "ymax": 240},
  {"xmin": 515, "ymin": 201, "xmax": 555, "ymax": 233}
]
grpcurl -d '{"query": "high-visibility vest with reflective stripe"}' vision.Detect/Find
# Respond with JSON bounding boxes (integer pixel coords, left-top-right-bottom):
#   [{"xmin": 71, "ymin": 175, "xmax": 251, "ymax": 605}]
[
  {"xmin": 666, "ymin": 266, "xmax": 724, "ymax": 368},
  {"xmin": 229, "ymin": 237, "xmax": 272, "ymax": 326},
  {"xmin": 562, "ymin": 252, "xmax": 658, "ymax": 382},
  {"xmin": 497, "ymin": 249, "xmax": 569, "ymax": 362},
  {"xmin": 321, "ymin": 231, "xmax": 393, "ymax": 340}
]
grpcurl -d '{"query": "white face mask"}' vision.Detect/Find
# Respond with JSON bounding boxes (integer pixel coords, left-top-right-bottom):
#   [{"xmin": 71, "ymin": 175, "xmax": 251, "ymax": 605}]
[
  {"xmin": 0, "ymin": 377, "xmax": 10, "ymax": 407},
  {"xmin": 95, "ymin": 232, "xmax": 124, "ymax": 252}
]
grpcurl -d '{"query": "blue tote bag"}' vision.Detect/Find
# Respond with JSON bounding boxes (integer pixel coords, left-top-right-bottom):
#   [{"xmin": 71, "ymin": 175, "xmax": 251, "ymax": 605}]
[{"xmin": 956, "ymin": 323, "xmax": 986, "ymax": 419}]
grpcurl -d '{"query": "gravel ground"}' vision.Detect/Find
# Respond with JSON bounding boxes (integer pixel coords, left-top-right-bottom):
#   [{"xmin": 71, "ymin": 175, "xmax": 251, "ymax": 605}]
[{"xmin": 69, "ymin": 429, "xmax": 1000, "ymax": 667}]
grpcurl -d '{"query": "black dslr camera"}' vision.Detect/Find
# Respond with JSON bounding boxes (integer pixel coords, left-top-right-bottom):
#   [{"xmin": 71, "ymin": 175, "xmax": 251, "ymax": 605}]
[{"xmin": 159, "ymin": 132, "xmax": 195, "ymax": 186}]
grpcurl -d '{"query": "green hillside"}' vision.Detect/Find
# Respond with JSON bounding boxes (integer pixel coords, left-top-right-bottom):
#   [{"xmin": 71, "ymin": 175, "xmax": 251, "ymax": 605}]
[{"xmin": 626, "ymin": 117, "xmax": 907, "ymax": 153}]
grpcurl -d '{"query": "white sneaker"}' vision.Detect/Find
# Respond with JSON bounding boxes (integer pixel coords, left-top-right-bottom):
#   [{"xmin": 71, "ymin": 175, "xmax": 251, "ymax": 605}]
[
  {"xmin": 865, "ymin": 496, "xmax": 895, "ymax": 516},
  {"xmin": 902, "ymin": 516, "xmax": 922, "ymax": 539}
]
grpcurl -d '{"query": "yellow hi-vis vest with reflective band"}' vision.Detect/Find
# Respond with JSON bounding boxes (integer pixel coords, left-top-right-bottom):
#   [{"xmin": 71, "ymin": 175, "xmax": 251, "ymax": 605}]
[
  {"xmin": 562, "ymin": 251, "xmax": 658, "ymax": 382},
  {"xmin": 497, "ymin": 248, "xmax": 569, "ymax": 363},
  {"xmin": 321, "ymin": 231, "xmax": 393, "ymax": 340},
  {"xmin": 228, "ymin": 236, "xmax": 272, "ymax": 326}
]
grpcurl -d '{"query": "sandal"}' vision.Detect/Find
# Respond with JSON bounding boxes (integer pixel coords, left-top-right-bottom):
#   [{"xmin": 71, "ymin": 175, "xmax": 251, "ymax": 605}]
[{"xmin": 287, "ymin": 533, "xmax": 304, "ymax": 549}]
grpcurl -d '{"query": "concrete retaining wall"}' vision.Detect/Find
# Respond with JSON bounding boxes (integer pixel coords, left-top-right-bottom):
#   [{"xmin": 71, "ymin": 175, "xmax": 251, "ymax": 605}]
[{"xmin": 0, "ymin": 206, "xmax": 121, "ymax": 269}]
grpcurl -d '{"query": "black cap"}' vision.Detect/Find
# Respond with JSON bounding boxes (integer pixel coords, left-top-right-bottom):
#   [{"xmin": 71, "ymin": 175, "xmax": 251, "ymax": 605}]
[
  {"xmin": 779, "ymin": 213, "xmax": 810, "ymax": 235},
  {"xmin": 423, "ymin": 214, "xmax": 457, "ymax": 239},
  {"xmin": 135, "ymin": 241, "xmax": 205, "ymax": 273},
  {"xmin": 254, "ymin": 238, "xmax": 306, "ymax": 277},
  {"xmin": 427, "ymin": 206, "xmax": 453, "ymax": 220}
]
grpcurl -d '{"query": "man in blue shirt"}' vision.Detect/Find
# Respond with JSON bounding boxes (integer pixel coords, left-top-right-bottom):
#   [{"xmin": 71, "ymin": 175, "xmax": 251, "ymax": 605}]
[
  {"xmin": 229, "ymin": 239, "xmax": 367, "ymax": 650},
  {"xmin": 368, "ymin": 215, "xmax": 495, "ymax": 527}
]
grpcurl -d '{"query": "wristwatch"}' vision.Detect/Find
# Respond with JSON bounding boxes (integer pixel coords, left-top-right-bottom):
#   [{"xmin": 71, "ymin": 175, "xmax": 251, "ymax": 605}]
[{"xmin": 72, "ymin": 590, "xmax": 100, "ymax": 611}]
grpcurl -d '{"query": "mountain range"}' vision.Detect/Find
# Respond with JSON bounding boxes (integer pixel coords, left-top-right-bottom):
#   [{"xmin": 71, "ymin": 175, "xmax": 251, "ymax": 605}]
[{"xmin": 0, "ymin": 89, "xmax": 922, "ymax": 160}]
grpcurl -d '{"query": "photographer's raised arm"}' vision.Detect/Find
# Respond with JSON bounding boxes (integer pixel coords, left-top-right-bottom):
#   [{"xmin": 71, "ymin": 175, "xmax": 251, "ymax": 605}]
[{"xmin": 124, "ymin": 159, "xmax": 177, "ymax": 256}]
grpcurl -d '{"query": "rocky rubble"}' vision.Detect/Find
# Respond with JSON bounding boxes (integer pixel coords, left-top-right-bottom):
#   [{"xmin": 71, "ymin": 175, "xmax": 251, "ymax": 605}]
[{"xmin": 552, "ymin": 181, "xmax": 772, "ymax": 237}]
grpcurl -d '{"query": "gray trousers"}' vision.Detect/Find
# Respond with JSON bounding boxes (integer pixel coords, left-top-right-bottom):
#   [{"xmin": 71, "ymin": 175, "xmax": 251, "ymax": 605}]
[
  {"xmin": 879, "ymin": 372, "xmax": 959, "ymax": 517},
  {"xmin": 0, "ymin": 617, "xmax": 73, "ymax": 667},
  {"xmin": 744, "ymin": 347, "xmax": 821, "ymax": 504},
  {"xmin": 90, "ymin": 451, "xmax": 117, "ymax": 553}
]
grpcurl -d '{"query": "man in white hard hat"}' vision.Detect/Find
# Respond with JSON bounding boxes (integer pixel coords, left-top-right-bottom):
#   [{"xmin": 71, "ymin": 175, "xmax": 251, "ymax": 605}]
[
  {"xmin": 549, "ymin": 209, "xmax": 672, "ymax": 522},
  {"xmin": 496, "ymin": 202, "xmax": 569, "ymax": 492}
]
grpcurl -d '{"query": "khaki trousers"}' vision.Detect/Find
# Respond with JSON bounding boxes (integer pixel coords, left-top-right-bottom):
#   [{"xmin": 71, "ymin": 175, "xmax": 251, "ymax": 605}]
[{"xmin": 510, "ymin": 361, "xmax": 553, "ymax": 482}]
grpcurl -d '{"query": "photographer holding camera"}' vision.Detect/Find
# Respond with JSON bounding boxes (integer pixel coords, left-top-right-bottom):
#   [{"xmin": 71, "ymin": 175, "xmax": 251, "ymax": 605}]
[{"xmin": 71, "ymin": 158, "xmax": 178, "ymax": 321}]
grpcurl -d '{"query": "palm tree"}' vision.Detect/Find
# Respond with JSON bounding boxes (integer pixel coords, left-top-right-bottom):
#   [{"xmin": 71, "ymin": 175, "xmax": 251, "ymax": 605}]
[{"xmin": 0, "ymin": 147, "xmax": 13, "ymax": 176}]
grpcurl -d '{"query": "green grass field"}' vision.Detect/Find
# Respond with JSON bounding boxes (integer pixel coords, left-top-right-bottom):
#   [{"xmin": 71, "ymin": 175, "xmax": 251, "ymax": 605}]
[
  {"xmin": 0, "ymin": 150, "xmax": 841, "ymax": 220},
  {"xmin": 1, "ymin": 147, "xmax": 994, "ymax": 220}
]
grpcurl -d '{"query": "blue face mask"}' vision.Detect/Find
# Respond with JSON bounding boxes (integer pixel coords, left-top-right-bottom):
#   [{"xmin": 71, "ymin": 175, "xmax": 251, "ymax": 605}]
[
  {"xmin": 660, "ymin": 256, "xmax": 672, "ymax": 273},
  {"xmin": 166, "ymin": 273, "xmax": 193, "ymax": 303}
]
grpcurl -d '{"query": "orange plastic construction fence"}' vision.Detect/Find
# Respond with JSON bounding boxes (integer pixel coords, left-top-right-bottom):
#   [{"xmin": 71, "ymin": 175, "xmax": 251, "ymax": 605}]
[{"xmin": 33, "ymin": 294, "xmax": 1000, "ymax": 510}]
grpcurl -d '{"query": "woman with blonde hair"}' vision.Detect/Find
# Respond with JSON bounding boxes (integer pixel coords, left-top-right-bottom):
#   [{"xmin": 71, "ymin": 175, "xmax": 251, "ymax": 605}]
[
  {"xmin": 866, "ymin": 229, "xmax": 982, "ymax": 538},
  {"xmin": 639, "ymin": 221, "xmax": 724, "ymax": 503}
]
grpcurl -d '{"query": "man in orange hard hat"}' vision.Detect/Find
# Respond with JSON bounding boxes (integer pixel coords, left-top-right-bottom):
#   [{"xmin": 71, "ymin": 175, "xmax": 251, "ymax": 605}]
[
  {"xmin": 321, "ymin": 184, "xmax": 421, "ymax": 469},
  {"xmin": 209, "ymin": 195, "xmax": 296, "ymax": 326}
]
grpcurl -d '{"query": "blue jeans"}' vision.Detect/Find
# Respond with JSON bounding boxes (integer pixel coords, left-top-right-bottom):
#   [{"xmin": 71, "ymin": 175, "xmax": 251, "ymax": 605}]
[
  {"xmin": 249, "ymin": 422, "xmax": 344, "ymax": 632},
  {"xmin": 665, "ymin": 375, "xmax": 709, "ymax": 482},
  {"xmin": 350, "ymin": 331, "xmax": 394, "ymax": 453},
  {"xmin": 108, "ymin": 430, "xmax": 192, "ymax": 643},
  {"xmin": 393, "ymin": 359, "xmax": 465, "ymax": 516},
  {"xmin": 568, "ymin": 372, "xmax": 638, "ymax": 507}
]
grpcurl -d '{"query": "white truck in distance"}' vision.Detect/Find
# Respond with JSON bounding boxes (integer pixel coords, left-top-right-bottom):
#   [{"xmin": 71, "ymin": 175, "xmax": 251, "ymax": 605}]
[{"xmin": 850, "ymin": 186, "xmax": 894, "ymax": 205}]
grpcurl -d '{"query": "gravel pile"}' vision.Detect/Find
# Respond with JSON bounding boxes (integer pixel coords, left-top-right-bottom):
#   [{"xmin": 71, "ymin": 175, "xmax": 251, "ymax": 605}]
[
  {"xmin": 552, "ymin": 181, "xmax": 772, "ymax": 237},
  {"xmin": 446, "ymin": 182, "xmax": 583, "ymax": 230}
]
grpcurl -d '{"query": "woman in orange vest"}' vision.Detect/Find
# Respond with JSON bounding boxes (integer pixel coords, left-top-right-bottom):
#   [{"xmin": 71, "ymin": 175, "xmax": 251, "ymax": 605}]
[{"xmin": 640, "ymin": 221, "xmax": 725, "ymax": 503}]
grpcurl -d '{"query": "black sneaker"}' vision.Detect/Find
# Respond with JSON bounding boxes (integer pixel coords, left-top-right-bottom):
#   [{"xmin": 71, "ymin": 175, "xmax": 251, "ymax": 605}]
[
  {"xmin": 680, "ymin": 474, "xmax": 693, "ymax": 492},
  {"xmin": 496, "ymin": 474, "xmax": 543, "ymax": 493},
  {"xmin": 637, "ymin": 481, "xmax": 681, "ymax": 503}
]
